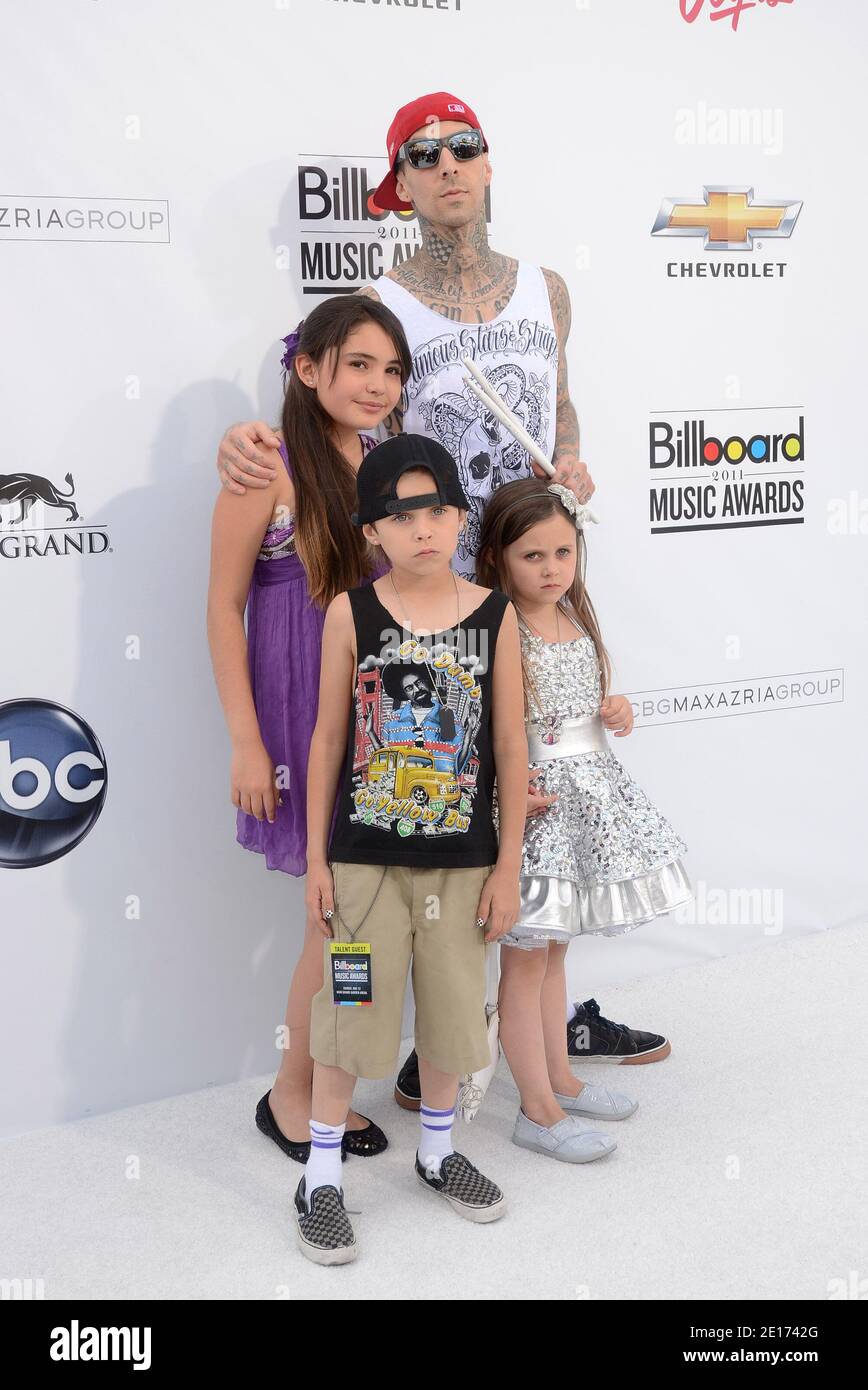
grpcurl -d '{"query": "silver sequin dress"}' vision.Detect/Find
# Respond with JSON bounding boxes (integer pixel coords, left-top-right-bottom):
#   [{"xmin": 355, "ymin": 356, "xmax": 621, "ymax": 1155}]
[{"xmin": 496, "ymin": 612, "xmax": 692, "ymax": 948}]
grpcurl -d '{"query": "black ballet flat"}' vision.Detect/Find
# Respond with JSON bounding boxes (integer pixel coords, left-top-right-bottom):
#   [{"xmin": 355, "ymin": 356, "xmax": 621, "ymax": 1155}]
[
  {"xmin": 255, "ymin": 1090, "xmax": 346, "ymax": 1165},
  {"xmin": 343, "ymin": 1116, "xmax": 388, "ymax": 1159}
]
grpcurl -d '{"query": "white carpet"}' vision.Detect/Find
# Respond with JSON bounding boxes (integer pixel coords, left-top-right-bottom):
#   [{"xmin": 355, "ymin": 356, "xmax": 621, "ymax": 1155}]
[{"xmin": 2, "ymin": 922, "xmax": 866, "ymax": 1301}]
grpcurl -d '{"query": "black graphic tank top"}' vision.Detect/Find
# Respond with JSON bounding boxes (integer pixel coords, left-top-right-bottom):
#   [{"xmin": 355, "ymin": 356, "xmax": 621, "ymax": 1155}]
[{"xmin": 328, "ymin": 582, "xmax": 511, "ymax": 868}]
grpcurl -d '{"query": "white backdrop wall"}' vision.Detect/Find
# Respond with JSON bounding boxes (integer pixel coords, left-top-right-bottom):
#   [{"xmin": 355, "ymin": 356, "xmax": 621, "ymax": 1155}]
[{"xmin": 2, "ymin": 0, "xmax": 865, "ymax": 1137}]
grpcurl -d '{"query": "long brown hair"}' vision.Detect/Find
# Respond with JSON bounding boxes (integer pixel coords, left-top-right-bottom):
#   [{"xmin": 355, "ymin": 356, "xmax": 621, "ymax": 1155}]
[
  {"xmin": 281, "ymin": 296, "xmax": 412, "ymax": 607},
  {"xmin": 476, "ymin": 478, "xmax": 612, "ymax": 716}
]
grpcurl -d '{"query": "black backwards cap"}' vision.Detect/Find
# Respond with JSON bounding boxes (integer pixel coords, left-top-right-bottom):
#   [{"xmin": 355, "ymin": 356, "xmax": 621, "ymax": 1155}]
[{"xmin": 351, "ymin": 434, "xmax": 471, "ymax": 527}]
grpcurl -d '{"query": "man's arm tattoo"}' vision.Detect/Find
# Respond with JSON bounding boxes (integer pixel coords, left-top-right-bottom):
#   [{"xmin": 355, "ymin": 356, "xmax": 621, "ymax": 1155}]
[{"xmin": 543, "ymin": 266, "xmax": 581, "ymax": 462}]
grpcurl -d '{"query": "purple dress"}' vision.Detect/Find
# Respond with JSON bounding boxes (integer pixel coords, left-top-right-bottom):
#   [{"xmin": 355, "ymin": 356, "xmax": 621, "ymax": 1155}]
[{"xmin": 236, "ymin": 433, "xmax": 385, "ymax": 875}]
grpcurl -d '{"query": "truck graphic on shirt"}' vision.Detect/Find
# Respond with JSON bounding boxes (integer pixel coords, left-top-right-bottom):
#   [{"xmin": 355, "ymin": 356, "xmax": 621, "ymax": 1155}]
[{"xmin": 366, "ymin": 743, "xmax": 460, "ymax": 807}]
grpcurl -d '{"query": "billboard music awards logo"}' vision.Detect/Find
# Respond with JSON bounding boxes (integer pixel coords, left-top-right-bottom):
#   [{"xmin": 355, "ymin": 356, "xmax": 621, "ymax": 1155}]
[
  {"xmin": 293, "ymin": 156, "xmax": 492, "ymax": 295},
  {"xmin": 649, "ymin": 406, "xmax": 805, "ymax": 534},
  {"xmin": 652, "ymin": 186, "xmax": 801, "ymax": 278},
  {"xmin": 0, "ymin": 699, "xmax": 107, "ymax": 869},
  {"xmin": 0, "ymin": 469, "xmax": 111, "ymax": 559}
]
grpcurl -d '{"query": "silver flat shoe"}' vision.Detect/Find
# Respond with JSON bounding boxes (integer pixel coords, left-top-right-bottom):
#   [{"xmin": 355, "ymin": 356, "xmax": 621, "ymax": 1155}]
[
  {"xmin": 511, "ymin": 1109, "xmax": 617, "ymax": 1163},
  {"xmin": 553, "ymin": 1082, "xmax": 638, "ymax": 1120}
]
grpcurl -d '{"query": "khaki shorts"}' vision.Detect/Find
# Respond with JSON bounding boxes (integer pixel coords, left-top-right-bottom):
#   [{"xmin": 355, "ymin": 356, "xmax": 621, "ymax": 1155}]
[{"xmin": 310, "ymin": 859, "xmax": 496, "ymax": 1080}]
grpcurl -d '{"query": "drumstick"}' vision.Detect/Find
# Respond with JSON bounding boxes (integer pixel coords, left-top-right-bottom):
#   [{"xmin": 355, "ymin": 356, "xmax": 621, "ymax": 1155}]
[
  {"xmin": 462, "ymin": 355, "xmax": 554, "ymax": 474},
  {"xmin": 462, "ymin": 355, "xmax": 599, "ymax": 522}
]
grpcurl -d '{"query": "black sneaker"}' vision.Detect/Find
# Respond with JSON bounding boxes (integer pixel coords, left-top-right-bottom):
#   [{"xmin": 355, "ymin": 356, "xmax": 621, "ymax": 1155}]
[
  {"xmin": 394, "ymin": 1049, "xmax": 421, "ymax": 1111},
  {"xmin": 415, "ymin": 1151, "xmax": 506, "ymax": 1223},
  {"xmin": 293, "ymin": 1176, "xmax": 358, "ymax": 1265},
  {"xmin": 567, "ymin": 998, "xmax": 671, "ymax": 1064}
]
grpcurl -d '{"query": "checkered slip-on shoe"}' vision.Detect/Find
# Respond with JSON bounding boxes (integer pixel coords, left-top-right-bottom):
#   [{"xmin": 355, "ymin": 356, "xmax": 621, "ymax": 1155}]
[
  {"xmin": 415, "ymin": 1151, "xmax": 506, "ymax": 1223},
  {"xmin": 293, "ymin": 1176, "xmax": 358, "ymax": 1265}
]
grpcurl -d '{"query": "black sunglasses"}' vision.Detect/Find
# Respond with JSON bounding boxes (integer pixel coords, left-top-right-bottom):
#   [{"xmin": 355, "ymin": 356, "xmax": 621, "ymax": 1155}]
[{"xmin": 395, "ymin": 127, "xmax": 485, "ymax": 172}]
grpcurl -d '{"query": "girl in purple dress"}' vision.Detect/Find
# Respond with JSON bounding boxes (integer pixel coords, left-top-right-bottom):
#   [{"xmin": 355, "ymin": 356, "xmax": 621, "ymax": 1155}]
[{"xmin": 207, "ymin": 296, "xmax": 411, "ymax": 1160}]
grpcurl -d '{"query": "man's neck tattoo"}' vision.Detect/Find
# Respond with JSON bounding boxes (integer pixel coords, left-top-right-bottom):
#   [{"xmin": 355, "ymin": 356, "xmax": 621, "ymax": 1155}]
[{"xmin": 393, "ymin": 208, "xmax": 517, "ymax": 322}]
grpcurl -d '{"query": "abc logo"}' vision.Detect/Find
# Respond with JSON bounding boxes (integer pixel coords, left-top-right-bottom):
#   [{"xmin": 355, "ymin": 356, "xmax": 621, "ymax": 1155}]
[{"xmin": 0, "ymin": 699, "xmax": 107, "ymax": 869}]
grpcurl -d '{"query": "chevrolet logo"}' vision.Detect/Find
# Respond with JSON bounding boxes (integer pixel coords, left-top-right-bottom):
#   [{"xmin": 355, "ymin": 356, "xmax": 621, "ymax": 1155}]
[{"xmin": 651, "ymin": 186, "xmax": 802, "ymax": 250}]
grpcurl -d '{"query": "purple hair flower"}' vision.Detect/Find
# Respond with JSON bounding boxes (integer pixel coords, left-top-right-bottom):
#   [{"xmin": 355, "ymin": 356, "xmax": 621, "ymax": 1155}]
[{"xmin": 280, "ymin": 319, "xmax": 305, "ymax": 376}]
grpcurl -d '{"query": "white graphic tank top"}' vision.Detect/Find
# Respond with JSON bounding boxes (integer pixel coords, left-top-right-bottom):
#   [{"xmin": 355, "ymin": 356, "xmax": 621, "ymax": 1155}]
[{"xmin": 369, "ymin": 261, "xmax": 559, "ymax": 581}]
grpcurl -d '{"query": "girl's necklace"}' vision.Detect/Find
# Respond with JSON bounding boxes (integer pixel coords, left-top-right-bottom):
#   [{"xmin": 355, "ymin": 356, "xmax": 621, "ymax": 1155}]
[
  {"xmin": 514, "ymin": 599, "xmax": 565, "ymax": 745},
  {"xmin": 389, "ymin": 568, "xmax": 462, "ymax": 651}
]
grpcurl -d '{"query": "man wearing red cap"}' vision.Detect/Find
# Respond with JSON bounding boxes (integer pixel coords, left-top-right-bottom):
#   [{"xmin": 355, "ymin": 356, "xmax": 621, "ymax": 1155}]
[{"xmin": 353, "ymin": 92, "xmax": 589, "ymax": 577}]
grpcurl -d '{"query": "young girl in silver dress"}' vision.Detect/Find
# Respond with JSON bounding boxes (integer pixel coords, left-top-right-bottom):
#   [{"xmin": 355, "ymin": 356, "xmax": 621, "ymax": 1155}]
[{"xmin": 478, "ymin": 478, "xmax": 692, "ymax": 1164}]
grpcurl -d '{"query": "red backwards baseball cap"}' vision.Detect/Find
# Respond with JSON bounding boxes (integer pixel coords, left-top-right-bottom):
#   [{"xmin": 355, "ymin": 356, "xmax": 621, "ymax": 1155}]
[{"xmin": 371, "ymin": 91, "xmax": 489, "ymax": 213}]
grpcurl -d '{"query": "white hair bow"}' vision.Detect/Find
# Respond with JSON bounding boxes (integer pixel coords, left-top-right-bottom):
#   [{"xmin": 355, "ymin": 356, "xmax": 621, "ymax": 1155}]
[{"xmin": 547, "ymin": 482, "xmax": 595, "ymax": 530}]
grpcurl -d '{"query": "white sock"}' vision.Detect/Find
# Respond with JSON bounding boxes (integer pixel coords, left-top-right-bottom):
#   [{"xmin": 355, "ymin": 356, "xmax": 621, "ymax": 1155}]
[
  {"xmin": 418, "ymin": 1102, "xmax": 455, "ymax": 1173},
  {"xmin": 566, "ymin": 998, "xmax": 578, "ymax": 1024},
  {"xmin": 304, "ymin": 1119, "xmax": 345, "ymax": 1202}
]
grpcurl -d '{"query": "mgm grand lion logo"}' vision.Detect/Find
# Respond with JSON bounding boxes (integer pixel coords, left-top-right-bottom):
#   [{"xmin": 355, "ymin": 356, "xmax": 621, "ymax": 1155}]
[
  {"xmin": 0, "ymin": 471, "xmax": 110, "ymax": 559},
  {"xmin": 0, "ymin": 471, "xmax": 80, "ymax": 524}
]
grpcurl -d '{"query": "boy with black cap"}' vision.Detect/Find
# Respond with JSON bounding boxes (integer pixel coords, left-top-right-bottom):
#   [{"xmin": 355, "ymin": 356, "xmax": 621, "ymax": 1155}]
[{"xmin": 298, "ymin": 434, "xmax": 529, "ymax": 1264}]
